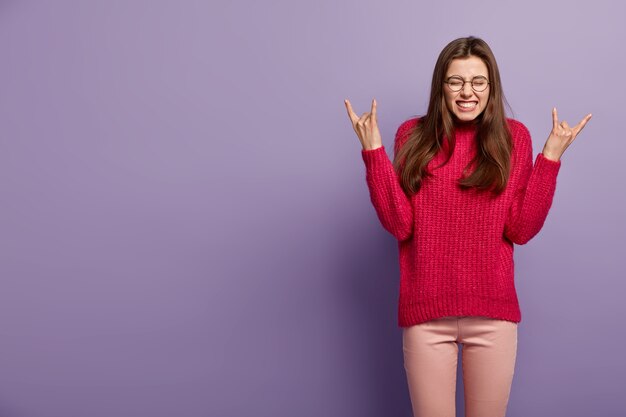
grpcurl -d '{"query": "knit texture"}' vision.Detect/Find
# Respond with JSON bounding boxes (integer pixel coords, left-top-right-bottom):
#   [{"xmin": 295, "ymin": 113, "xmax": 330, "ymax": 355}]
[{"xmin": 361, "ymin": 118, "xmax": 561, "ymax": 327}]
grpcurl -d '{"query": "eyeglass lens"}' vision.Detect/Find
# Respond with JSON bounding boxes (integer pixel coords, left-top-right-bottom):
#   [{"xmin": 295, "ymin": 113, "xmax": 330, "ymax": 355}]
[{"xmin": 446, "ymin": 76, "xmax": 488, "ymax": 92}]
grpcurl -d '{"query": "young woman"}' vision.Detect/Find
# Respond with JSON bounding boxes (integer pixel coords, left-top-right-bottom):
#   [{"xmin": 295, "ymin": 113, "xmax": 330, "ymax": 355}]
[{"xmin": 343, "ymin": 36, "xmax": 591, "ymax": 417}]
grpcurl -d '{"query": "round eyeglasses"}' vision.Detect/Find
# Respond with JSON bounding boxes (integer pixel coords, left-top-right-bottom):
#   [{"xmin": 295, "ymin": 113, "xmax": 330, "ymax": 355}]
[{"xmin": 444, "ymin": 76, "xmax": 490, "ymax": 92}]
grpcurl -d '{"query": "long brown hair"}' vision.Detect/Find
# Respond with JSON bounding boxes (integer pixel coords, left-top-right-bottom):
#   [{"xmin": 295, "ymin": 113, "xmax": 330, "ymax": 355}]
[{"xmin": 393, "ymin": 36, "xmax": 513, "ymax": 196}]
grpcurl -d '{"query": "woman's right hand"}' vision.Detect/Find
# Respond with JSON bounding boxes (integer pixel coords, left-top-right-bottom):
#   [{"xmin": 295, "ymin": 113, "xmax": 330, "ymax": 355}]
[{"xmin": 344, "ymin": 98, "xmax": 383, "ymax": 151}]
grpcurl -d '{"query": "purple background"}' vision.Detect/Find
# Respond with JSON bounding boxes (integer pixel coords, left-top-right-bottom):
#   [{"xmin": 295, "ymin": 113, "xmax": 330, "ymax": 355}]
[{"xmin": 0, "ymin": 1, "xmax": 624, "ymax": 416}]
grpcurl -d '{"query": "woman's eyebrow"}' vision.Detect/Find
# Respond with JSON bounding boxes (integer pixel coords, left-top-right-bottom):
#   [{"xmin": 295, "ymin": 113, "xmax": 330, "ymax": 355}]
[{"xmin": 446, "ymin": 74, "xmax": 487, "ymax": 79}]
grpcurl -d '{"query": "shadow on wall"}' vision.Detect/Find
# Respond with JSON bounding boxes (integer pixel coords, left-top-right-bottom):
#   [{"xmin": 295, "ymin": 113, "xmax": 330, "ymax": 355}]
[{"xmin": 331, "ymin": 200, "xmax": 410, "ymax": 416}]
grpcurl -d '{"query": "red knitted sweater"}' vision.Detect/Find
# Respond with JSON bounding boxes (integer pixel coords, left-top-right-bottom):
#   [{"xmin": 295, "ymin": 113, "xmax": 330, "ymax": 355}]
[{"xmin": 361, "ymin": 117, "xmax": 561, "ymax": 327}]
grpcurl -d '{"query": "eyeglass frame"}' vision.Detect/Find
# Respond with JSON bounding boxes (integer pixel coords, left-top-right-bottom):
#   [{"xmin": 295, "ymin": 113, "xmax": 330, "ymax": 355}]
[{"xmin": 443, "ymin": 75, "xmax": 490, "ymax": 92}]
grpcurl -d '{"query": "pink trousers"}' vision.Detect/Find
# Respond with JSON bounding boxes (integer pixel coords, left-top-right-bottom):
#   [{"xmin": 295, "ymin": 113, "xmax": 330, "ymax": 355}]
[{"xmin": 402, "ymin": 315, "xmax": 518, "ymax": 417}]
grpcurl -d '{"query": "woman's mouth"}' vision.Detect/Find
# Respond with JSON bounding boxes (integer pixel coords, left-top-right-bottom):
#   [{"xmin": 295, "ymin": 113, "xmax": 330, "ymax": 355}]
[{"xmin": 456, "ymin": 101, "xmax": 478, "ymax": 112}]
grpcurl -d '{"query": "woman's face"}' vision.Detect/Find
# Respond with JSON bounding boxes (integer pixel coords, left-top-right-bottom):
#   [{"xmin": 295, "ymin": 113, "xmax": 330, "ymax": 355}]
[{"xmin": 443, "ymin": 56, "xmax": 490, "ymax": 123}]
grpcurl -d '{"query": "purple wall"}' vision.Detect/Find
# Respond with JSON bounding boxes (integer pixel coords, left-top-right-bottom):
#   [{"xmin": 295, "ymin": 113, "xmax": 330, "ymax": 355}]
[{"xmin": 0, "ymin": 1, "xmax": 624, "ymax": 416}]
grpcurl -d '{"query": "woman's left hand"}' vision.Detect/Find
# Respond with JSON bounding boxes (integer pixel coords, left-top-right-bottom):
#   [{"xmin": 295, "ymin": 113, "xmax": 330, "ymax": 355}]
[{"xmin": 542, "ymin": 107, "xmax": 592, "ymax": 161}]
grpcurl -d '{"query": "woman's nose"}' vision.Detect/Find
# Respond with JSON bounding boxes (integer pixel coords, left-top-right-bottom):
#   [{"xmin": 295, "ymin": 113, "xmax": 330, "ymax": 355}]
[{"xmin": 460, "ymin": 82, "xmax": 473, "ymax": 97}]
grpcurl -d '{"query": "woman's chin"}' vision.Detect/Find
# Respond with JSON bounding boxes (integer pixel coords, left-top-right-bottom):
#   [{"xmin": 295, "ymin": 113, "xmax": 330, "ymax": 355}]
[{"xmin": 454, "ymin": 112, "xmax": 478, "ymax": 122}]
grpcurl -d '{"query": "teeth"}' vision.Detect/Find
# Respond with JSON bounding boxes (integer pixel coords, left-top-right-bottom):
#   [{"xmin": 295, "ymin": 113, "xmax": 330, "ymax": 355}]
[{"xmin": 458, "ymin": 102, "xmax": 477, "ymax": 108}]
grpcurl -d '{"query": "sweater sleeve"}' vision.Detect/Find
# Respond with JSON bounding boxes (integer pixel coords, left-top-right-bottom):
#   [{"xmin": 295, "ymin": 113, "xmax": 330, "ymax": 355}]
[
  {"xmin": 503, "ymin": 123, "xmax": 561, "ymax": 245},
  {"xmin": 361, "ymin": 122, "xmax": 414, "ymax": 241}
]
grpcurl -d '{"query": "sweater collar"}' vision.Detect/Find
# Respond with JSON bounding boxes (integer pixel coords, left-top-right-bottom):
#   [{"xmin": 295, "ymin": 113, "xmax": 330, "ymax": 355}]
[
  {"xmin": 453, "ymin": 120, "xmax": 478, "ymax": 134},
  {"xmin": 441, "ymin": 121, "xmax": 477, "ymax": 152}
]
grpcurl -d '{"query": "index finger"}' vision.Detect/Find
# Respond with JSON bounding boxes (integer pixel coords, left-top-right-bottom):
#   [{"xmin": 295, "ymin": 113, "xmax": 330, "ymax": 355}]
[
  {"xmin": 344, "ymin": 99, "xmax": 359, "ymax": 124},
  {"xmin": 371, "ymin": 98, "xmax": 377, "ymax": 122},
  {"xmin": 552, "ymin": 107, "xmax": 558, "ymax": 130}
]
